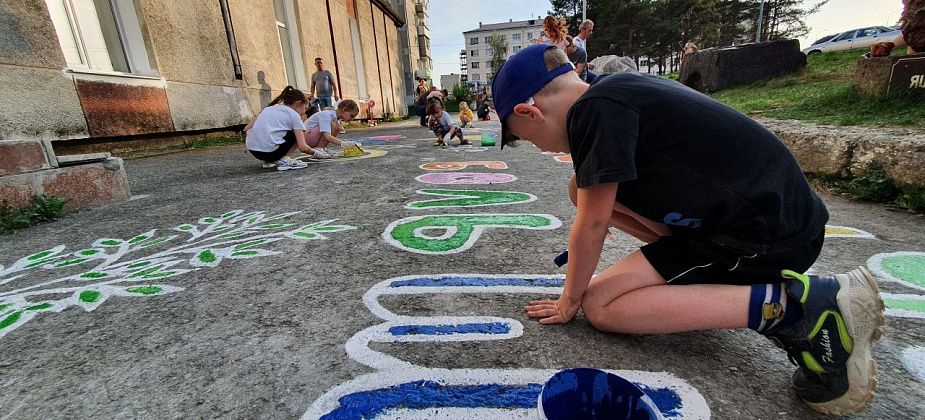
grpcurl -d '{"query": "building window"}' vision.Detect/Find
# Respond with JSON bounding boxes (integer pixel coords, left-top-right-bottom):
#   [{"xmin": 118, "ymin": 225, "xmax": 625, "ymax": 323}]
[
  {"xmin": 484, "ymin": 36, "xmax": 491, "ymax": 43},
  {"xmin": 470, "ymin": 49, "xmax": 478, "ymax": 57},
  {"xmin": 499, "ymin": 34, "xmax": 506, "ymax": 41},
  {"xmin": 470, "ymin": 62, "xmax": 479, "ymax": 69},
  {"xmin": 486, "ymin": 72, "xmax": 492, "ymax": 80},
  {"xmin": 470, "ymin": 37, "xmax": 479, "ymax": 45},
  {"xmin": 485, "ymin": 48, "xmax": 491, "ymax": 57},
  {"xmin": 470, "ymin": 73, "xmax": 480, "ymax": 81},
  {"xmin": 348, "ymin": 15, "xmax": 368, "ymax": 98},
  {"xmin": 274, "ymin": 0, "xmax": 306, "ymax": 88},
  {"xmin": 513, "ymin": 46, "xmax": 521, "ymax": 53},
  {"xmin": 45, "ymin": 0, "xmax": 154, "ymax": 75},
  {"xmin": 512, "ymin": 33, "xmax": 521, "ymax": 41},
  {"xmin": 527, "ymin": 32, "xmax": 533, "ymax": 40}
]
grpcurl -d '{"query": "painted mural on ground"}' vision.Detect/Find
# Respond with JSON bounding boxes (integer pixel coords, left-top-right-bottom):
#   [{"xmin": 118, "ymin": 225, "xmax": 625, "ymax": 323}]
[
  {"xmin": 298, "ymin": 149, "xmax": 387, "ymax": 162},
  {"xmin": 0, "ymin": 210, "xmax": 356, "ymax": 340},
  {"xmin": 419, "ymin": 161, "xmax": 508, "ymax": 171},
  {"xmin": 303, "ymin": 274, "xmax": 711, "ymax": 419},
  {"xmin": 415, "ymin": 172, "xmax": 518, "ymax": 185},
  {"xmin": 902, "ymin": 346, "xmax": 925, "ymax": 382},
  {"xmin": 868, "ymin": 252, "xmax": 925, "ymax": 292},
  {"xmin": 542, "ymin": 152, "xmax": 573, "ymax": 164},
  {"xmin": 824, "ymin": 225, "xmax": 876, "ymax": 239},
  {"xmin": 382, "ymin": 214, "xmax": 562, "ymax": 255},
  {"xmin": 405, "ymin": 189, "xmax": 537, "ymax": 209}
]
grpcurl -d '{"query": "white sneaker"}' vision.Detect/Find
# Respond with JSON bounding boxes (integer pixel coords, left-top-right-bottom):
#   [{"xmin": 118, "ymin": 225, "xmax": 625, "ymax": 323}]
[
  {"xmin": 275, "ymin": 158, "xmax": 307, "ymax": 171},
  {"xmin": 261, "ymin": 162, "xmax": 276, "ymax": 169},
  {"xmin": 313, "ymin": 149, "xmax": 334, "ymax": 159}
]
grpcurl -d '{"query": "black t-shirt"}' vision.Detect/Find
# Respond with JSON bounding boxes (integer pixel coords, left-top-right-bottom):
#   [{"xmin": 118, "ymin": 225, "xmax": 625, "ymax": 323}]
[{"xmin": 567, "ymin": 73, "xmax": 828, "ymax": 255}]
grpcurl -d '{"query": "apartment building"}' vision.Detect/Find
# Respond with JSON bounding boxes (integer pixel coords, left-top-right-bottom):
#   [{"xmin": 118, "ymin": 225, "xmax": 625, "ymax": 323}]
[{"xmin": 460, "ymin": 18, "xmax": 544, "ymax": 84}]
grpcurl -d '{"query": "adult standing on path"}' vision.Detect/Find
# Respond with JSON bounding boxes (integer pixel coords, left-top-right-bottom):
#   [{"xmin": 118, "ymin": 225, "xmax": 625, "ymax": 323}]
[
  {"xmin": 574, "ymin": 19, "xmax": 593, "ymax": 52},
  {"xmin": 310, "ymin": 57, "xmax": 339, "ymax": 109},
  {"xmin": 415, "ymin": 78, "xmax": 430, "ymax": 127}
]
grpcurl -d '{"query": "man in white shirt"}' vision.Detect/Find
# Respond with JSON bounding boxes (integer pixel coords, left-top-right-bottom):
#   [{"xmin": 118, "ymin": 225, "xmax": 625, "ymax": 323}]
[{"xmin": 574, "ymin": 20, "xmax": 594, "ymax": 52}]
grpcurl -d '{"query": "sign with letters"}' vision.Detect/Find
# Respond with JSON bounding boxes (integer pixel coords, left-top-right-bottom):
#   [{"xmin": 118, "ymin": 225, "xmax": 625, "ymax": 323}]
[{"xmin": 889, "ymin": 56, "xmax": 925, "ymax": 93}]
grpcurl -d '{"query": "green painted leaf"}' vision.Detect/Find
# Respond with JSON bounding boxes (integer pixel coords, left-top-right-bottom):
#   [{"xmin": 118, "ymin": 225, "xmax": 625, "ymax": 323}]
[
  {"xmin": 221, "ymin": 211, "xmax": 241, "ymax": 219},
  {"xmin": 99, "ymin": 239, "xmax": 123, "ymax": 247},
  {"xmin": 200, "ymin": 217, "xmax": 217, "ymax": 224},
  {"xmin": 130, "ymin": 264, "xmax": 165, "ymax": 278},
  {"xmin": 128, "ymin": 234, "xmax": 152, "ymax": 244},
  {"xmin": 78, "ymin": 290, "xmax": 101, "ymax": 303},
  {"xmin": 80, "ymin": 272, "xmax": 108, "ymax": 279},
  {"xmin": 235, "ymin": 240, "xmax": 268, "ymax": 250},
  {"xmin": 138, "ymin": 237, "xmax": 173, "ymax": 248},
  {"xmin": 231, "ymin": 250, "xmax": 259, "ymax": 257},
  {"xmin": 0, "ymin": 311, "xmax": 22, "ymax": 329},
  {"xmin": 311, "ymin": 226, "xmax": 349, "ymax": 232},
  {"xmin": 142, "ymin": 271, "xmax": 177, "ymax": 279},
  {"xmin": 176, "ymin": 224, "xmax": 195, "ymax": 231},
  {"xmin": 26, "ymin": 250, "xmax": 54, "ymax": 261},
  {"xmin": 217, "ymin": 232, "xmax": 249, "ymax": 239},
  {"xmin": 197, "ymin": 250, "xmax": 217, "ymax": 264},
  {"xmin": 76, "ymin": 249, "xmax": 101, "ymax": 256},
  {"xmin": 293, "ymin": 232, "xmax": 318, "ymax": 239},
  {"xmin": 126, "ymin": 286, "xmax": 163, "ymax": 295},
  {"xmin": 54, "ymin": 258, "xmax": 89, "ymax": 268},
  {"xmin": 211, "ymin": 226, "xmax": 232, "ymax": 233},
  {"xmin": 127, "ymin": 261, "xmax": 151, "ymax": 269},
  {"xmin": 24, "ymin": 257, "xmax": 59, "ymax": 269},
  {"xmin": 0, "ymin": 303, "xmax": 11, "ymax": 312},
  {"xmin": 256, "ymin": 223, "xmax": 290, "ymax": 229},
  {"xmin": 26, "ymin": 302, "xmax": 52, "ymax": 311}
]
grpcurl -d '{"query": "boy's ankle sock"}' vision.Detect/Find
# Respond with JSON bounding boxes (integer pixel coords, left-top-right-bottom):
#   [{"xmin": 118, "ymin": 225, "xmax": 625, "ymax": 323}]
[{"xmin": 748, "ymin": 282, "xmax": 801, "ymax": 333}]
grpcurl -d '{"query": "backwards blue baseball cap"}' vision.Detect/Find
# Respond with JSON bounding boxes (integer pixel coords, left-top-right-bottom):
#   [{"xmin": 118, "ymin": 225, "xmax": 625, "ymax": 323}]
[{"xmin": 491, "ymin": 44, "xmax": 574, "ymax": 149}]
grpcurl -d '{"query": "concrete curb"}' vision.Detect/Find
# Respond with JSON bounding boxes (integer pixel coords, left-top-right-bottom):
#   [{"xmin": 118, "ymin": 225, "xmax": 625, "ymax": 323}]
[{"xmin": 757, "ymin": 117, "xmax": 925, "ymax": 186}]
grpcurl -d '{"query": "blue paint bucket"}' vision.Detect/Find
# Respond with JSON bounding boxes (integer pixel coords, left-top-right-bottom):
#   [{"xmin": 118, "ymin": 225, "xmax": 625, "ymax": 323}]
[
  {"xmin": 480, "ymin": 132, "xmax": 497, "ymax": 147},
  {"xmin": 538, "ymin": 368, "xmax": 662, "ymax": 420}
]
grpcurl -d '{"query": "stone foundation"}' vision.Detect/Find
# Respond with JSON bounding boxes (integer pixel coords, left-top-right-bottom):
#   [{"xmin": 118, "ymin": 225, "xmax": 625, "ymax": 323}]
[{"xmin": 0, "ymin": 140, "xmax": 131, "ymax": 211}]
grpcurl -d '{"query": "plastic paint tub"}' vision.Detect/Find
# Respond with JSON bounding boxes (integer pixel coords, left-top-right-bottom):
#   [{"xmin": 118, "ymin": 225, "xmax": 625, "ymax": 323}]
[
  {"xmin": 537, "ymin": 368, "xmax": 662, "ymax": 420},
  {"xmin": 480, "ymin": 132, "xmax": 497, "ymax": 147}
]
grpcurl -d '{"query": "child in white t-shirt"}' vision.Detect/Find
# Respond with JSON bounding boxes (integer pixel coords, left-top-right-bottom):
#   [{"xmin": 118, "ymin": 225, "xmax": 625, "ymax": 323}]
[
  {"xmin": 245, "ymin": 86, "xmax": 328, "ymax": 171},
  {"xmin": 304, "ymin": 100, "xmax": 362, "ymax": 155},
  {"xmin": 426, "ymin": 98, "xmax": 468, "ymax": 146}
]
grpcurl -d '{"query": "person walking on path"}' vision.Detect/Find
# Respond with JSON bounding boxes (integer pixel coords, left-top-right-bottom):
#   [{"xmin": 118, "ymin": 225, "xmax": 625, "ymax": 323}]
[
  {"xmin": 310, "ymin": 57, "xmax": 339, "ymax": 109},
  {"xmin": 493, "ymin": 45, "xmax": 885, "ymax": 416}
]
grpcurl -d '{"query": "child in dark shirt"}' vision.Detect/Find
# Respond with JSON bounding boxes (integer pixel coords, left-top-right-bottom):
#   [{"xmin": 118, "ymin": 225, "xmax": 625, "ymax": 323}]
[{"xmin": 492, "ymin": 45, "xmax": 884, "ymax": 416}]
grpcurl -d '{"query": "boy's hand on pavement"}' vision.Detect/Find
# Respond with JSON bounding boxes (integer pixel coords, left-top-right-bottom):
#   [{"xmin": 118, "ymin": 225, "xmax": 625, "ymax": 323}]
[{"xmin": 525, "ymin": 295, "xmax": 581, "ymax": 325}]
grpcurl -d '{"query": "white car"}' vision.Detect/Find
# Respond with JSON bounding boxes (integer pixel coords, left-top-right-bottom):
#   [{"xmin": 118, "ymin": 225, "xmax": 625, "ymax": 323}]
[{"xmin": 802, "ymin": 26, "xmax": 902, "ymax": 55}]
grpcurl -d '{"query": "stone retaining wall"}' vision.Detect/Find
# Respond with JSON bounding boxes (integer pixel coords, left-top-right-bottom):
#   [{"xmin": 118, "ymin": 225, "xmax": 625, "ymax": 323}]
[{"xmin": 758, "ymin": 118, "xmax": 925, "ymax": 186}]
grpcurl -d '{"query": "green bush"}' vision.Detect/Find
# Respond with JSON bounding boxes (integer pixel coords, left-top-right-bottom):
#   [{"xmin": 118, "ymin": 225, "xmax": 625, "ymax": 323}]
[
  {"xmin": 846, "ymin": 163, "xmax": 900, "ymax": 202},
  {"xmin": 0, "ymin": 195, "xmax": 68, "ymax": 235}
]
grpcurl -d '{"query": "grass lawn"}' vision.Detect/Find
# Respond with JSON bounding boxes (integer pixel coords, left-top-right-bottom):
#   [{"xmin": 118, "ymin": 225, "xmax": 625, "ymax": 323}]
[{"xmin": 709, "ymin": 48, "xmax": 925, "ymax": 128}]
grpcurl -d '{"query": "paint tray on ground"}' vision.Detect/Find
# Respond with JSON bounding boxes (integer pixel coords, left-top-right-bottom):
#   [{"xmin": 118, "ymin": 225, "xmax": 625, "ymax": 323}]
[
  {"xmin": 480, "ymin": 132, "xmax": 497, "ymax": 147},
  {"xmin": 538, "ymin": 368, "xmax": 662, "ymax": 420}
]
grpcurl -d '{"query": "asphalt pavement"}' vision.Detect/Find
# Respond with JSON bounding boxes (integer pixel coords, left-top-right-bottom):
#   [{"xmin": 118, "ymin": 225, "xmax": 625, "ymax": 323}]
[{"xmin": 1, "ymin": 117, "xmax": 923, "ymax": 419}]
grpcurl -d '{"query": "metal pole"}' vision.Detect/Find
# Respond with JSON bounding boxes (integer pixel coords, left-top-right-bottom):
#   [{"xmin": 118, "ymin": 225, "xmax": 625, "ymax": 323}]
[
  {"xmin": 582, "ymin": 0, "xmax": 587, "ymax": 22},
  {"xmin": 755, "ymin": 0, "xmax": 766, "ymax": 43}
]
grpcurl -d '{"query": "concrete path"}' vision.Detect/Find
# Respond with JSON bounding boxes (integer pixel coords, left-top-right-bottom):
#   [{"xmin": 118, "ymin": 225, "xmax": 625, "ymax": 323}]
[{"xmin": 1, "ymin": 119, "xmax": 923, "ymax": 419}]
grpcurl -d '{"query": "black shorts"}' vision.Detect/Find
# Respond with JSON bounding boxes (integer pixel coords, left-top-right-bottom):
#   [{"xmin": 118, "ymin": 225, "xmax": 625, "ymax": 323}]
[
  {"xmin": 640, "ymin": 232, "xmax": 825, "ymax": 285},
  {"xmin": 249, "ymin": 130, "xmax": 296, "ymax": 163}
]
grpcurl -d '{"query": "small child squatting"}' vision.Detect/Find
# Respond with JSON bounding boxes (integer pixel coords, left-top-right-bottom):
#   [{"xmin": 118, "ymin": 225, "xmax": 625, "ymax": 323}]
[
  {"xmin": 426, "ymin": 98, "xmax": 469, "ymax": 146},
  {"xmin": 492, "ymin": 45, "xmax": 885, "ymax": 416}
]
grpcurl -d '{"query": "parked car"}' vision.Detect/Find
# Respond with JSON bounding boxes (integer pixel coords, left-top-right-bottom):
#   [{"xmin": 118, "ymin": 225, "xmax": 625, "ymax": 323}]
[{"xmin": 802, "ymin": 26, "xmax": 902, "ymax": 55}]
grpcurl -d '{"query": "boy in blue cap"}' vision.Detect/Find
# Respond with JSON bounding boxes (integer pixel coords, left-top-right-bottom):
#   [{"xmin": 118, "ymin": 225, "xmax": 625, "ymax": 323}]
[{"xmin": 497, "ymin": 45, "xmax": 884, "ymax": 415}]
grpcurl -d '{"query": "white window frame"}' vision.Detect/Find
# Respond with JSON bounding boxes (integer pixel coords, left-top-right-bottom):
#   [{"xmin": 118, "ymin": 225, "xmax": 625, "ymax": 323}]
[
  {"xmin": 273, "ymin": 0, "xmax": 308, "ymax": 90},
  {"xmin": 45, "ymin": 0, "xmax": 156, "ymax": 77},
  {"xmin": 348, "ymin": 15, "xmax": 368, "ymax": 99}
]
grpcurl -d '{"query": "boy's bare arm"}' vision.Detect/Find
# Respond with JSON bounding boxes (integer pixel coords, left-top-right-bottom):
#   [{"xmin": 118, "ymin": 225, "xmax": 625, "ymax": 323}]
[{"xmin": 525, "ymin": 182, "xmax": 618, "ymax": 324}]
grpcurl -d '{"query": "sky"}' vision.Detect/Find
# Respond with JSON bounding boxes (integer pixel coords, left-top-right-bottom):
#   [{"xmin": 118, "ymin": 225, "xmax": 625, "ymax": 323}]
[{"xmin": 428, "ymin": 0, "xmax": 905, "ymax": 88}]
